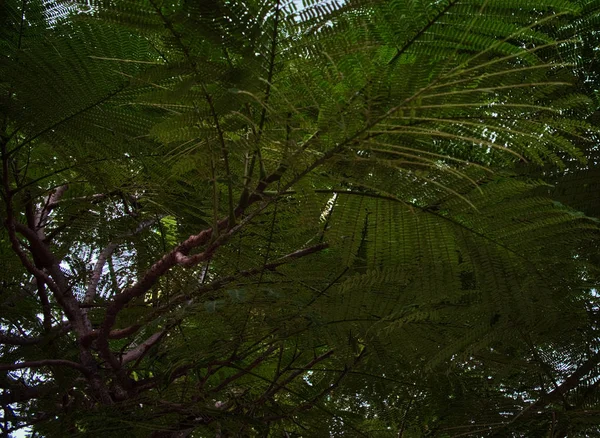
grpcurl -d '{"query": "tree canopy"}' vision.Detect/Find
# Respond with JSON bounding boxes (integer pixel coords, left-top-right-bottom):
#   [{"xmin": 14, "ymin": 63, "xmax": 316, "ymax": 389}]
[{"xmin": 1, "ymin": 0, "xmax": 600, "ymax": 436}]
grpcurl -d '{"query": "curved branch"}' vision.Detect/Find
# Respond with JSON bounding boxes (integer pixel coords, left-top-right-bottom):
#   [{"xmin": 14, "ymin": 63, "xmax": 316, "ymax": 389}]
[
  {"xmin": 121, "ymin": 329, "xmax": 168, "ymax": 365},
  {"xmin": 520, "ymin": 351, "xmax": 600, "ymax": 417},
  {"xmin": 0, "ymin": 332, "xmax": 39, "ymax": 346},
  {"xmin": 85, "ymin": 243, "xmax": 118, "ymax": 306}
]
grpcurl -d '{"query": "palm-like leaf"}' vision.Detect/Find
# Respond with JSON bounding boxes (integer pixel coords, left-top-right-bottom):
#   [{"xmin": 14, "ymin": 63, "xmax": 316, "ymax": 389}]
[{"xmin": 1, "ymin": 0, "xmax": 599, "ymax": 436}]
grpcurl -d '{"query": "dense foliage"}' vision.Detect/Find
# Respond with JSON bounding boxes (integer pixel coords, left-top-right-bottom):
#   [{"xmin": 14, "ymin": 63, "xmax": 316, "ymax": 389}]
[{"xmin": 1, "ymin": 0, "xmax": 600, "ymax": 436}]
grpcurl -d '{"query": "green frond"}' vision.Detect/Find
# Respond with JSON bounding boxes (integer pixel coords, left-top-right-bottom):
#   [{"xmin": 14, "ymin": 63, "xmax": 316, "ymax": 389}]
[{"xmin": 2, "ymin": 0, "xmax": 600, "ymax": 436}]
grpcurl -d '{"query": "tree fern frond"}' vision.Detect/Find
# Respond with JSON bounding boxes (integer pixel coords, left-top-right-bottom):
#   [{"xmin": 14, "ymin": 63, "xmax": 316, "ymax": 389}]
[{"xmin": 2, "ymin": 0, "xmax": 600, "ymax": 436}]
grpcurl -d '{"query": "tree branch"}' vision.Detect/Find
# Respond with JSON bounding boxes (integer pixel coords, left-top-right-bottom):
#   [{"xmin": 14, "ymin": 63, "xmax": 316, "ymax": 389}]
[
  {"xmin": 34, "ymin": 275, "xmax": 53, "ymax": 332},
  {"xmin": 95, "ymin": 199, "xmax": 277, "ymax": 355},
  {"xmin": 0, "ymin": 382, "xmax": 54, "ymax": 405},
  {"xmin": 121, "ymin": 329, "xmax": 168, "ymax": 365},
  {"xmin": 504, "ymin": 351, "xmax": 600, "ymax": 429},
  {"xmin": 85, "ymin": 243, "xmax": 118, "ymax": 306},
  {"xmin": 0, "ymin": 331, "xmax": 40, "ymax": 346},
  {"xmin": 86, "ymin": 217, "xmax": 160, "ymax": 308},
  {"xmin": 13, "ymin": 222, "xmax": 89, "ymax": 336},
  {"xmin": 210, "ymin": 345, "xmax": 279, "ymax": 393},
  {"xmin": 145, "ymin": 242, "xmax": 330, "ymax": 326},
  {"xmin": 0, "ymin": 360, "xmax": 91, "ymax": 376},
  {"xmin": 259, "ymin": 349, "xmax": 335, "ymax": 403},
  {"xmin": 36, "ymin": 184, "xmax": 68, "ymax": 233}
]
